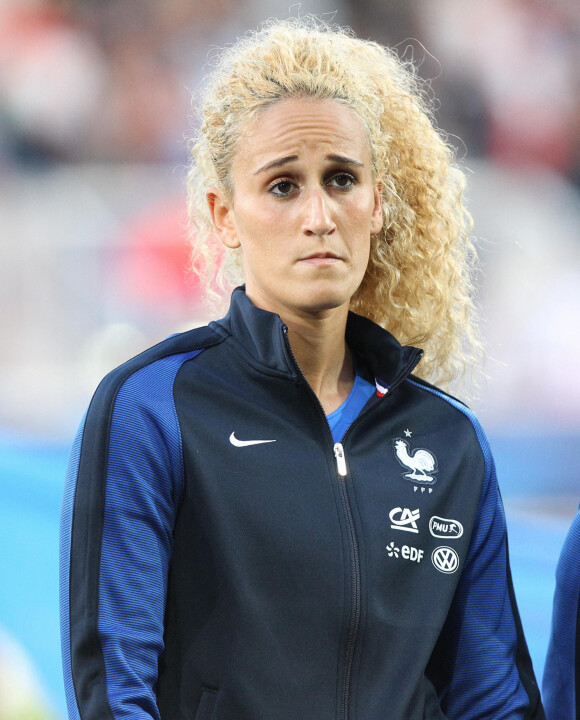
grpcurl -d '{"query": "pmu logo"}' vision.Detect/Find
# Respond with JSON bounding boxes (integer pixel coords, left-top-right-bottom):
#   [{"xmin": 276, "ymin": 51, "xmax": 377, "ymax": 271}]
[
  {"xmin": 429, "ymin": 516, "xmax": 463, "ymax": 539},
  {"xmin": 431, "ymin": 546, "xmax": 459, "ymax": 574}
]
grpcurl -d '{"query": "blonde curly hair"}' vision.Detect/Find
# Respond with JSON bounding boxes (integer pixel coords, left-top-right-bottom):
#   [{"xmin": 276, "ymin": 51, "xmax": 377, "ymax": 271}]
[{"xmin": 187, "ymin": 16, "xmax": 483, "ymax": 391}]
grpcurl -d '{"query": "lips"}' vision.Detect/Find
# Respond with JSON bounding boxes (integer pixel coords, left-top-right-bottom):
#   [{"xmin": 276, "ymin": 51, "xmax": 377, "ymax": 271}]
[{"xmin": 299, "ymin": 251, "xmax": 342, "ymax": 264}]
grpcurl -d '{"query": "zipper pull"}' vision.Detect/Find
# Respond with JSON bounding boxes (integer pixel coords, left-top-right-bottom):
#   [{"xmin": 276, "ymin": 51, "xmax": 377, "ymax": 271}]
[{"xmin": 334, "ymin": 442, "xmax": 347, "ymax": 477}]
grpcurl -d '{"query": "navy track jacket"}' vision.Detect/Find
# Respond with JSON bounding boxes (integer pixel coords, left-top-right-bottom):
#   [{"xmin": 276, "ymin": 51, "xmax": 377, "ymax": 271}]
[
  {"xmin": 60, "ymin": 288, "xmax": 544, "ymax": 719},
  {"xmin": 543, "ymin": 508, "xmax": 580, "ymax": 719}
]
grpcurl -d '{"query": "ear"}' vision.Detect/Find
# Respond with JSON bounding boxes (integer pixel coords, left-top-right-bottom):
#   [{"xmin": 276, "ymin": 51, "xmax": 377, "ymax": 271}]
[
  {"xmin": 370, "ymin": 181, "xmax": 383, "ymax": 235},
  {"xmin": 206, "ymin": 187, "xmax": 240, "ymax": 249}
]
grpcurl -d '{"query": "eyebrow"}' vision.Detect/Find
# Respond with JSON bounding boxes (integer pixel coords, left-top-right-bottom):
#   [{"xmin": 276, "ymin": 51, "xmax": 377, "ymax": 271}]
[
  {"xmin": 326, "ymin": 154, "xmax": 364, "ymax": 167},
  {"xmin": 254, "ymin": 154, "xmax": 364, "ymax": 175}
]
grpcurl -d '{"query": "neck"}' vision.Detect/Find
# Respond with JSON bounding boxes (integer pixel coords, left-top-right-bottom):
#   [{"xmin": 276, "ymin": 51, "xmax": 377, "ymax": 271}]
[{"xmin": 284, "ymin": 307, "xmax": 354, "ymax": 415}]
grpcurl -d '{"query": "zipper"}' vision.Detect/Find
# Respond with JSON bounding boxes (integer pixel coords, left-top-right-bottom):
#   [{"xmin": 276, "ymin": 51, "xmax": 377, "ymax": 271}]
[
  {"xmin": 281, "ymin": 326, "xmax": 362, "ymax": 720},
  {"xmin": 334, "ymin": 443, "xmax": 348, "ymax": 477},
  {"xmin": 334, "ymin": 442, "xmax": 361, "ymax": 720},
  {"xmin": 282, "ymin": 326, "xmax": 421, "ymax": 719}
]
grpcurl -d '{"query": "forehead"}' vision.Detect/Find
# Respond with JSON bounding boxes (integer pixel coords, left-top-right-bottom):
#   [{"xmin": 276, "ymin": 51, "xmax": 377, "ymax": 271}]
[{"xmin": 234, "ymin": 98, "xmax": 372, "ymax": 170}]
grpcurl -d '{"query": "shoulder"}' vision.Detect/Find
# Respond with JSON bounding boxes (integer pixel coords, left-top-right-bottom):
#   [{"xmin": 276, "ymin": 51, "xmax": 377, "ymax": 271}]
[
  {"xmin": 73, "ymin": 325, "xmax": 224, "ymax": 486},
  {"xmin": 404, "ymin": 375, "xmax": 488, "ymax": 443},
  {"xmin": 402, "ymin": 375, "xmax": 496, "ymax": 491},
  {"xmin": 556, "ymin": 510, "xmax": 580, "ymax": 583},
  {"xmin": 565, "ymin": 509, "xmax": 580, "ymax": 543},
  {"xmin": 79, "ymin": 324, "xmax": 223, "ymax": 450},
  {"xmin": 404, "ymin": 374, "xmax": 468, "ymax": 409},
  {"xmin": 90, "ymin": 324, "xmax": 222, "ymax": 411}
]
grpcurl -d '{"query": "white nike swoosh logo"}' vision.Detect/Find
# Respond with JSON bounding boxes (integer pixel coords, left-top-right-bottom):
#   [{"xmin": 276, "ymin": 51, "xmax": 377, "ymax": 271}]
[{"xmin": 229, "ymin": 432, "xmax": 276, "ymax": 447}]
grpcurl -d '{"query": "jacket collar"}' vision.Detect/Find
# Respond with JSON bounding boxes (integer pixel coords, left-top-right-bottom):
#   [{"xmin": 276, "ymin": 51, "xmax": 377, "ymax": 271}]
[{"xmin": 211, "ymin": 287, "xmax": 423, "ymax": 393}]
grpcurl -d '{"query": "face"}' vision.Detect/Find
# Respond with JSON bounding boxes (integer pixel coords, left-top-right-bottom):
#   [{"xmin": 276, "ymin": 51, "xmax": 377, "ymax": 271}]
[{"xmin": 207, "ymin": 98, "xmax": 383, "ymax": 320}]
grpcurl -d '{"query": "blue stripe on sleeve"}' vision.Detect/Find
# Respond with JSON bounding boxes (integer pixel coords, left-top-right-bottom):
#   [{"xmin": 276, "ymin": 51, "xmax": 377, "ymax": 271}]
[
  {"xmin": 407, "ymin": 379, "xmax": 536, "ymax": 720},
  {"xmin": 61, "ymin": 349, "xmax": 201, "ymax": 719},
  {"xmin": 97, "ymin": 351, "xmax": 199, "ymax": 717}
]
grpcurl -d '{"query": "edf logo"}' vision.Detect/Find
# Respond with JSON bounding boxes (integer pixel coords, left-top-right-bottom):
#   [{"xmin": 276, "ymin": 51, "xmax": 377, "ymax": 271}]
[
  {"xmin": 402, "ymin": 545, "xmax": 424, "ymax": 562},
  {"xmin": 386, "ymin": 542, "xmax": 424, "ymax": 563}
]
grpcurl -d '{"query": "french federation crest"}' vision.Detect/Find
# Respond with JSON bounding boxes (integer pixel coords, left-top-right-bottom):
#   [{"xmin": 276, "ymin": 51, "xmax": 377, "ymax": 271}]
[{"xmin": 393, "ymin": 438, "xmax": 438, "ymax": 486}]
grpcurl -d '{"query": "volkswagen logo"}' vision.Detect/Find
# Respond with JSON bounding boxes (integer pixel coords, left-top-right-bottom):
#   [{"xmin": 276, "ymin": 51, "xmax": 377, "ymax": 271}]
[{"xmin": 432, "ymin": 546, "xmax": 459, "ymax": 574}]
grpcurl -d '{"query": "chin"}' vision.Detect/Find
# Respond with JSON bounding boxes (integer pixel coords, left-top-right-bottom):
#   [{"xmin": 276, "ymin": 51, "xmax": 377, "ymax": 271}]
[{"xmin": 296, "ymin": 288, "xmax": 354, "ymax": 315}]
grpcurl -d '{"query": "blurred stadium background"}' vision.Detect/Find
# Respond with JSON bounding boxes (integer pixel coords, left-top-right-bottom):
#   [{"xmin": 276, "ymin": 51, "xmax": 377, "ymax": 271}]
[{"xmin": 0, "ymin": 0, "xmax": 579, "ymax": 716}]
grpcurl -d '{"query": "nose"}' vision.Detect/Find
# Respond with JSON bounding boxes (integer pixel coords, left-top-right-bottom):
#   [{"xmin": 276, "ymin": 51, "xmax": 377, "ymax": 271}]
[{"xmin": 301, "ymin": 189, "xmax": 336, "ymax": 237}]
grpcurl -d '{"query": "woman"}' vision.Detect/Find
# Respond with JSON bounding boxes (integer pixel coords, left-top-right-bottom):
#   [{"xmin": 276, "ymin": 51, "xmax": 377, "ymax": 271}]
[
  {"xmin": 542, "ymin": 507, "xmax": 580, "ymax": 719},
  {"xmin": 60, "ymin": 18, "xmax": 544, "ymax": 720}
]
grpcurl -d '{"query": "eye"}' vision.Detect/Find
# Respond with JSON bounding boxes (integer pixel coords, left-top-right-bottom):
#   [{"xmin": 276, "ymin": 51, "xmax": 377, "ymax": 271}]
[
  {"xmin": 327, "ymin": 173, "xmax": 356, "ymax": 190},
  {"xmin": 269, "ymin": 179, "xmax": 297, "ymax": 197}
]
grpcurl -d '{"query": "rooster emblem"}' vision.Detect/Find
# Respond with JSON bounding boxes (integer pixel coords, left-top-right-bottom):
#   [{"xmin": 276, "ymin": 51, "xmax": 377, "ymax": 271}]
[{"xmin": 393, "ymin": 438, "xmax": 438, "ymax": 485}]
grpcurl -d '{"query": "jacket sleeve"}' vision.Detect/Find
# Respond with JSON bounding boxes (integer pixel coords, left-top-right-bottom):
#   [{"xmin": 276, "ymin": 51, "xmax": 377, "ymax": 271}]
[
  {"xmin": 542, "ymin": 508, "xmax": 580, "ymax": 719},
  {"xmin": 428, "ymin": 422, "xmax": 545, "ymax": 720},
  {"xmin": 59, "ymin": 353, "xmax": 191, "ymax": 719}
]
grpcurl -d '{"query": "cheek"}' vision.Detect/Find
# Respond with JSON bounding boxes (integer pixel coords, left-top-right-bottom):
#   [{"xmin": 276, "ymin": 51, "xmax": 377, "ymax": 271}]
[
  {"xmin": 236, "ymin": 201, "xmax": 287, "ymax": 240},
  {"xmin": 345, "ymin": 203, "xmax": 374, "ymax": 249},
  {"xmin": 350, "ymin": 222, "xmax": 373, "ymax": 276},
  {"xmin": 235, "ymin": 217, "xmax": 280, "ymax": 275},
  {"xmin": 356, "ymin": 240, "xmax": 372, "ymax": 272},
  {"xmin": 346, "ymin": 189, "xmax": 377, "ymax": 225}
]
